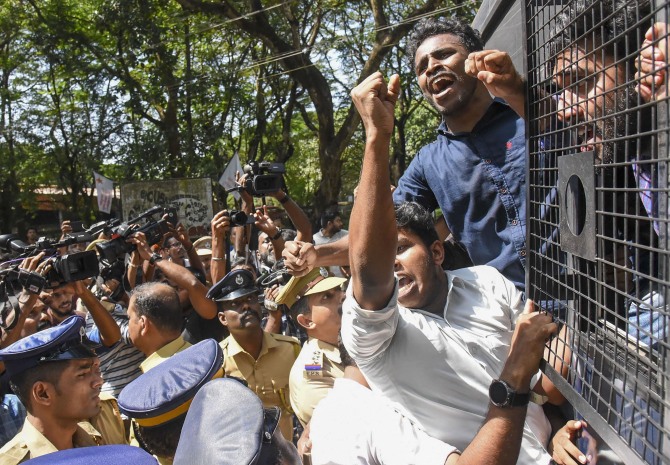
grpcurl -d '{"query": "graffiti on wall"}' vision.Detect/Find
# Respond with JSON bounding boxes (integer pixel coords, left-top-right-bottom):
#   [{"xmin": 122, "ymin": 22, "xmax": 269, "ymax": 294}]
[{"xmin": 121, "ymin": 178, "xmax": 213, "ymax": 237}]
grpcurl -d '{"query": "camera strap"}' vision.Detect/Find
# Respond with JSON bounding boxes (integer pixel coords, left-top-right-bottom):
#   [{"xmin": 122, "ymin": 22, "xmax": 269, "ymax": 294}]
[{"xmin": 0, "ymin": 293, "xmax": 21, "ymax": 332}]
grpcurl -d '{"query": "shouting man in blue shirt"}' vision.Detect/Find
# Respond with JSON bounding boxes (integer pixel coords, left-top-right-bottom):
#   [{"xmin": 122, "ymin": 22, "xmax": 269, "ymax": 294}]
[
  {"xmin": 284, "ymin": 17, "xmax": 529, "ymax": 291},
  {"xmin": 394, "ymin": 17, "xmax": 527, "ymax": 290}
]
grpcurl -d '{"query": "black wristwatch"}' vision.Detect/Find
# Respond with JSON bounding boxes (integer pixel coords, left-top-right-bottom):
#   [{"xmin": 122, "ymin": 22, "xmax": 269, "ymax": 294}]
[
  {"xmin": 149, "ymin": 252, "xmax": 164, "ymax": 266},
  {"xmin": 489, "ymin": 379, "xmax": 530, "ymax": 408},
  {"xmin": 270, "ymin": 229, "xmax": 283, "ymax": 241}
]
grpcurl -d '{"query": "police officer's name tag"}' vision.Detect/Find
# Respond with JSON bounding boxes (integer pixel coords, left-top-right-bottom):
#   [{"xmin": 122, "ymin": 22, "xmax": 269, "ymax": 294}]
[{"xmin": 304, "ymin": 364, "xmax": 323, "ymax": 378}]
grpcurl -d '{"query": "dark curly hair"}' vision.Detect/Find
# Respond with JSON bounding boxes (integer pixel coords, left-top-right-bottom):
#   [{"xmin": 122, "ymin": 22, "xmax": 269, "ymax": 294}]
[
  {"xmin": 547, "ymin": 0, "xmax": 651, "ymax": 73},
  {"xmin": 394, "ymin": 202, "xmax": 439, "ymax": 249},
  {"xmin": 406, "ymin": 17, "xmax": 483, "ymax": 69},
  {"xmin": 135, "ymin": 416, "xmax": 185, "ymax": 458}
]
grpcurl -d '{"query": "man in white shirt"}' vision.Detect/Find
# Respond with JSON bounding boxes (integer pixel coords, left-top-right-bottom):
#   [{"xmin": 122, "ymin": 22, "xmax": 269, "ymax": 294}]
[
  {"xmin": 313, "ymin": 211, "xmax": 349, "ymax": 278},
  {"xmin": 313, "ymin": 211, "xmax": 348, "ymax": 246}
]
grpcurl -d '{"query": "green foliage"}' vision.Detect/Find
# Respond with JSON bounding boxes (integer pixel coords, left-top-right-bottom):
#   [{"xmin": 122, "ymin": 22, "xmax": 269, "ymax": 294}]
[{"xmin": 2, "ymin": 0, "xmax": 479, "ymax": 227}]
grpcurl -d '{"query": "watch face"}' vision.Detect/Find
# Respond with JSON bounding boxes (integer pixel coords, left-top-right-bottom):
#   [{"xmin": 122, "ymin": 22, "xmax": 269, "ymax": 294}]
[{"xmin": 489, "ymin": 380, "xmax": 510, "ymax": 406}]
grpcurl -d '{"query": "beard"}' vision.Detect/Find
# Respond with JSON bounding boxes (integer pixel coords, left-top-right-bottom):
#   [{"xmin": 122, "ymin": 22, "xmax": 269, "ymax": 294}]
[
  {"xmin": 260, "ymin": 250, "xmax": 276, "ymax": 268},
  {"xmin": 598, "ymin": 82, "xmax": 640, "ymax": 164}
]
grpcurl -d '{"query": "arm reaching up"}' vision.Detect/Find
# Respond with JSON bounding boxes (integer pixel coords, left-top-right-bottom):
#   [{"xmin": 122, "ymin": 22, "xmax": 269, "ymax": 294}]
[{"xmin": 349, "ymin": 72, "xmax": 400, "ymax": 310}]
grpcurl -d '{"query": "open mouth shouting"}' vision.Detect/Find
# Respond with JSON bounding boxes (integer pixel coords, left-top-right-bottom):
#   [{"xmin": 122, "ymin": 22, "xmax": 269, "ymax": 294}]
[
  {"xmin": 428, "ymin": 70, "xmax": 457, "ymax": 98},
  {"xmin": 397, "ymin": 274, "xmax": 416, "ymax": 300}
]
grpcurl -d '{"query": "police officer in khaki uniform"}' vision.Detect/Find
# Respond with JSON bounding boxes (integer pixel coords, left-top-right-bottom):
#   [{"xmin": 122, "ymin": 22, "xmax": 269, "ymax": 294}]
[
  {"xmin": 275, "ymin": 267, "xmax": 347, "ymax": 427},
  {"xmin": 207, "ymin": 269, "xmax": 299, "ymax": 440},
  {"xmin": 90, "ymin": 392, "xmax": 126, "ymax": 446},
  {"xmin": 0, "ymin": 316, "xmax": 107, "ymax": 464}
]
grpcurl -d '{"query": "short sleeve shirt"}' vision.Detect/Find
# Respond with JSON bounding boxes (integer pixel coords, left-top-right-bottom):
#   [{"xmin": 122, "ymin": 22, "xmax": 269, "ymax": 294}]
[
  {"xmin": 221, "ymin": 332, "xmax": 299, "ymax": 440},
  {"xmin": 289, "ymin": 337, "xmax": 344, "ymax": 426},
  {"xmin": 0, "ymin": 418, "xmax": 103, "ymax": 465}
]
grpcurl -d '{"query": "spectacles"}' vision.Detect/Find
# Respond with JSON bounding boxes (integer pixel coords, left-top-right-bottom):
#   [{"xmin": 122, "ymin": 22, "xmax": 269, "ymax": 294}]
[{"xmin": 168, "ymin": 242, "xmax": 183, "ymax": 249}]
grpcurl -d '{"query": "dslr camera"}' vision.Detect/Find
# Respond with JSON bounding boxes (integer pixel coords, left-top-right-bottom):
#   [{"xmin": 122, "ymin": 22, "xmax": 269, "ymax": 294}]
[
  {"xmin": 227, "ymin": 210, "xmax": 255, "ymax": 227},
  {"xmin": 241, "ymin": 161, "xmax": 285, "ymax": 196}
]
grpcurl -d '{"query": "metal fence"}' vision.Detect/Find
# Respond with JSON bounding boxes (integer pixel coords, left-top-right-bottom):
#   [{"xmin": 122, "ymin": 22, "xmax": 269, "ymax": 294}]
[{"xmin": 524, "ymin": 0, "xmax": 670, "ymax": 463}]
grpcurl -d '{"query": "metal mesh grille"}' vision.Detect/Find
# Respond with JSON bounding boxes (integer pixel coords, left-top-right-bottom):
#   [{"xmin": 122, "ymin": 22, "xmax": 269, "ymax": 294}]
[{"xmin": 525, "ymin": 0, "xmax": 669, "ymax": 463}]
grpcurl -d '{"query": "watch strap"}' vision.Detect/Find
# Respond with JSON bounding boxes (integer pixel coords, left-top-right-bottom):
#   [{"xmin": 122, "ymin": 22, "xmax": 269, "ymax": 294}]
[
  {"xmin": 489, "ymin": 379, "xmax": 530, "ymax": 408},
  {"xmin": 149, "ymin": 253, "xmax": 163, "ymax": 265}
]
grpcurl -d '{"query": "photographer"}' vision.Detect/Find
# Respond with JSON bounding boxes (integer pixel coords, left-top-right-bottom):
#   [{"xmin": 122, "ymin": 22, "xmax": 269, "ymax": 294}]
[
  {"xmin": 130, "ymin": 232, "xmax": 217, "ymax": 321},
  {"xmin": 255, "ymin": 208, "xmax": 288, "ymax": 274},
  {"xmin": 161, "ymin": 222, "xmax": 205, "ymax": 275},
  {"xmin": 210, "ymin": 210, "xmax": 233, "ymax": 285},
  {"xmin": 80, "ymin": 274, "xmax": 145, "ymax": 400},
  {"xmin": 0, "ymin": 253, "xmax": 47, "ymax": 351}
]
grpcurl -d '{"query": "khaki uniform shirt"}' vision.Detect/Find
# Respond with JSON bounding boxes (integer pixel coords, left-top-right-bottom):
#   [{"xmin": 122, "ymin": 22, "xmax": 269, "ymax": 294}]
[
  {"xmin": 89, "ymin": 393, "xmax": 126, "ymax": 445},
  {"xmin": 0, "ymin": 418, "xmax": 103, "ymax": 465},
  {"xmin": 289, "ymin": 337, "xmax": 344, "ymax": 426},
  {"xmin": 221, "ymin": 332, "xmax": 299, "ymax": 440},
  {"xmin": 140, "ymin": 336, "xmax": 192, "ymax": 373}
]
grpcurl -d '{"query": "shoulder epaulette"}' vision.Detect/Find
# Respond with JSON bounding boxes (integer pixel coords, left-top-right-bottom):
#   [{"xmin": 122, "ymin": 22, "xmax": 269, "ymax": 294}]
[{"xmin": 272, "ymin": 334, "xmax": 300, "ymax": 345}]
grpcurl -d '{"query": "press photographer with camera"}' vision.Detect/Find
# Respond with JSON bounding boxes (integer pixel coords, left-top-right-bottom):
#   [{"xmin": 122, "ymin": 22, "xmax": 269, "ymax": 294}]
[
  {"xmin": 0, "ymin": 253, "xmax": 47, "ymax": 352},
  {"xmin": 1, "ymin": 250, "xmax": 120, "ymax": 350},
  {"xmin": 129, "ymin": 231, "xmax": 218, "ymax": 321},
  {"xmin": 161, "ymin": 222, "xmax": 206, "ymax": 275}
]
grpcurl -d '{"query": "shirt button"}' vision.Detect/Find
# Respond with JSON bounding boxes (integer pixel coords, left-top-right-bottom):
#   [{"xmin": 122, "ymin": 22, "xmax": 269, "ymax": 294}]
[
  {"xmin": 500, "ymin": 188, "xmax": 508, "ymax": 194},
  {"xmin": 511, "ymin": 219, "xmax": 518, "ymax": 225},
  {"xmin": 484, "ymin": 159, "xmax": 491, "ymax": 164},
  {"xmin": 520, "ymin": 250, "xmax": 527, "ymax": 257}
]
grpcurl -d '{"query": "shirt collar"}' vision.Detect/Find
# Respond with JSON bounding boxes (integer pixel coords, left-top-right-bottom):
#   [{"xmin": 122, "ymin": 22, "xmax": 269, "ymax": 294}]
[
  {"xmin": 141, "ymin": 336, "xmax": 189, "ymax": 372},
  {"xmin": 437, "ymin": 98, "xmax": 511, "ymax": 137},
  {"xmin": 20, "ymin": 419, "xmax": 59, "ymax": 457},
  {"xmin": 20, "ymin": 417, "xmax": 102, "ymax": 455},
  {"xmin": 226, "ymin": 331, "xmax": 276, "ymax": 359}
]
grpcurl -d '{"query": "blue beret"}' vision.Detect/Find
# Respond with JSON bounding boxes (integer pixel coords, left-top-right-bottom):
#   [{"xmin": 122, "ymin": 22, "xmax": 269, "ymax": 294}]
[
  {"xmin": 118, "ymin": 339, "xmax": 223, "ymax": 428},
  {"xmin": 22, "ymin": 445, "xmax": 158, "ymax": 464},
  {"xmin": 206, "ymin": 269, "xmax": 258, "ymax": 303},
  {"xmin": 0, "ymin": 315, "xmax": 98, "ymax": 377},
  {"xmin": 173, "ymin": 378, "xmax": 281, "ymax": 465}
]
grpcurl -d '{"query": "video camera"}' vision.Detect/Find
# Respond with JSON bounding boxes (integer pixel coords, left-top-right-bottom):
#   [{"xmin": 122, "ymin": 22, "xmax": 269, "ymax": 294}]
[
  {"xmin": 0, "ymin": 233, "xmax": 100, "ymax": 290},
  {"xmin": 0, "ymin": 267, "xmax": 47, "ymax": 302},
  {"xmin": 226, "ymin": 161, "xmax": 285, "ymax": 197},
  {"xmin": 95, "ymin": 206, "xmax": 171, "ymax": 266},
  {"xmin": 0, "ymin": 205, "xmax": 174, "ymax": 296}
]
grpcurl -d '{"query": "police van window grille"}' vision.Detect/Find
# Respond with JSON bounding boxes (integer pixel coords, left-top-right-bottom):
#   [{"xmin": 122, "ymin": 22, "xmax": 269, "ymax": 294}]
[{"xmin": 526, "ymin": 0, "xmax": 669, "ymax": 463}]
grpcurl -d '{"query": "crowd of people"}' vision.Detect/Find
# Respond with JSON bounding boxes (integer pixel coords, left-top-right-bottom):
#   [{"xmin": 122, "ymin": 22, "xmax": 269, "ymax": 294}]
[{"xmin": 0, "ymin": 0, "xmax": 668, "ymax": 463}]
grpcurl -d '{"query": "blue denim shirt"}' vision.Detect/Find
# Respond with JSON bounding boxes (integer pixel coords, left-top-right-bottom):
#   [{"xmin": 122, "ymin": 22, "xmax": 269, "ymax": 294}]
[
  {"xmin": 393, "ymin": 99, "xmax": 527, "ymax": 290},
  {"xmin": 0, "ymin": 394, "xmax": 26, "ymax": 447}
]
